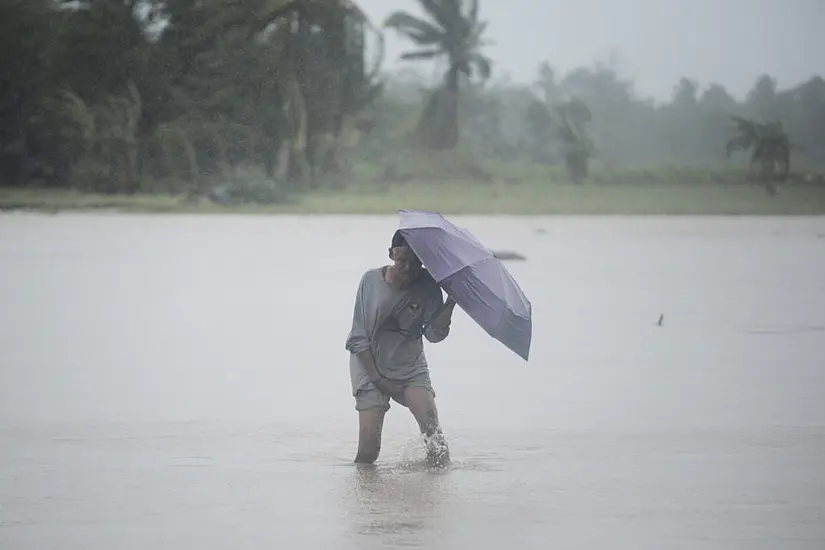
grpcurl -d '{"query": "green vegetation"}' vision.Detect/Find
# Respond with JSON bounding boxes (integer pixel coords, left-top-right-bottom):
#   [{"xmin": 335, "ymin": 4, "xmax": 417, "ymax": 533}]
[
  {"xmin": 5, "ymin": 168, "xmax": 825, "ymax": 215},
  {"xmin": 527, "ymin": 98, "xmax": 594, "ymax": 183},
  {"xmin": 726, "ymin": 116, "xmax": 791, "ymax": 193},
  {"xmin": 384, "ymin": 0, "xmax": 491, "ymax": 150},
  {"xmin": 1, "ymin": 0, "xmax": 824, "ymax": 215}
]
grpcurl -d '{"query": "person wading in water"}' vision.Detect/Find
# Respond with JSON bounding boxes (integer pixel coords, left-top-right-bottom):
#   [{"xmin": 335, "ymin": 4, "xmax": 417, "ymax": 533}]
[{"xmin": 345, "ymin": 231, "xmax": 456, "ymax": 467}]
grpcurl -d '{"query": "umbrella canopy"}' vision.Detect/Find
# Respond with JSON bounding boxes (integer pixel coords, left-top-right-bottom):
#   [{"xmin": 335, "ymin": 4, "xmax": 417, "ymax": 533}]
[{"xmin": 398, "ymin": 209, "xmax": 532, "ymax": 361}]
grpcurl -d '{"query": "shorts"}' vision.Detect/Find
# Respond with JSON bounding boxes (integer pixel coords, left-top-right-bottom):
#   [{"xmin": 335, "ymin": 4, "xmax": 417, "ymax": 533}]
[{"xmin": 354, "ymin": 370, "xmax": 435, "ymax": 411}]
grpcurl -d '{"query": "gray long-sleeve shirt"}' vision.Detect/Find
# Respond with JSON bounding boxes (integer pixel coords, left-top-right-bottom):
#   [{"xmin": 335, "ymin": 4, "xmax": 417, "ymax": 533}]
[{"xmin": 345, "ymin": 267, "xmax": 449, "ymax": 393}]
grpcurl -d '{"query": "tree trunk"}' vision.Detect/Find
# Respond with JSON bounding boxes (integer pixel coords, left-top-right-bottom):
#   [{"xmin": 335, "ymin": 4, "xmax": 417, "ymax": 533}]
[
  {"xmin": 761, "ymin": 158, "xmax": 774, "ymax": 181},
  {"xmin": 415, "ymin": 68, "xmax": 461, "ymax": 151},
  {"xmin": 566, "ymin": 152, "xmax": 588, "ymax": 184},
  {"xmin": 440, "ymin": 67, "xmax": 460, "ymax": 150}
]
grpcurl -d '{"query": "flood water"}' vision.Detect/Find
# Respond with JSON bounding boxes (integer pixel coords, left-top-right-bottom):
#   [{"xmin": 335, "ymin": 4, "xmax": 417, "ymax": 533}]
[{"xmin": 1, "ymin": 213, "xmax": 824, "ymax": 549}]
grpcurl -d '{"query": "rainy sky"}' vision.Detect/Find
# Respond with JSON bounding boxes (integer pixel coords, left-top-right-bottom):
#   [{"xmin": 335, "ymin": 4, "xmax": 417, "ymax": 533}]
[{"xmin": 357, "ymin": 0, "xmax": 825, "ymax": 101}]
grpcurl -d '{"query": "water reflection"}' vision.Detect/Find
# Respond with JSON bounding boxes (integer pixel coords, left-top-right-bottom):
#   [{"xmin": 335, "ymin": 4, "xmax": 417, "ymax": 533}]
[{"xmin": 346, "ymin": 461, "xmax": 451, "ymax": 545}]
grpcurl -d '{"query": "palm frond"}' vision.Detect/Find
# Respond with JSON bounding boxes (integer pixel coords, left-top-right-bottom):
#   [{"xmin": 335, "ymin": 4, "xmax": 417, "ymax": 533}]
[
  {"xmin": 468, "ymin": 20, "xmax": 489, "ymax": 48},
  {"xmin": 455, "ymin": 60, "xmax": 471, "ymax": 76},
  {"xmin": 726, "ymin": 115, "xmax": 791, "ymax": 161},
  {"xmin": 454, "ymin": 0, "xmax": 480, "ymax": 41},
  {"xmin": 726, "ymin": 135, "xmax": 752, "ymax": 157},
  {"xmin": 469, "ymin": 52, "xmax": 491, "ymax": 80},
  {"xmin": 729, "ymin": 115, "xmax": 758, "ymax": 139},
  {"xmin": 400, "ymin": 49, "xmax": 442, "ymax": 61},
  {"xmin": 417, "ymin": 0, "xmax": 456, "ymax": 31},
  {"xmin": 384, "ymin": 11, "xmax": 443, "ymax": 42},
  {"xmin": 401, "ymin": 30, "xmax": 445, "ymax": 47},
  {"xmin": 467, "ymin": 0, "xmax": 479, "ymax": 25}
]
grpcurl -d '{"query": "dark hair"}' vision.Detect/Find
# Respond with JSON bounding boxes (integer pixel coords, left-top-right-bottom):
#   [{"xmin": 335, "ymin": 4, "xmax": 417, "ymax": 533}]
[
  {"xmin": 389, "ymin": 230, "xmax": 407, "ymax": 258},
  {"xmin": 389, "ymin": 230, "xmax": 431, "ymax": 282},
  {"xmin": 391, "ymin": 230, "xmax": 407, "ymax": 248}
]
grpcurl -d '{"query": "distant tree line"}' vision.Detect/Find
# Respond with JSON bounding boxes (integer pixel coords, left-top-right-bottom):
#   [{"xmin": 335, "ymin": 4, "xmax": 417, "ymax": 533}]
[
  {"xmin": 2, "ymin": 0, "xmax": 823, "ymax": 199},
  {"xmin": 366, "ymin": 61, "xmax": 825, "ymax": 184},
  {"xmin": 1, "ymin": 0, "xmax": 383, "ymax": 199}
]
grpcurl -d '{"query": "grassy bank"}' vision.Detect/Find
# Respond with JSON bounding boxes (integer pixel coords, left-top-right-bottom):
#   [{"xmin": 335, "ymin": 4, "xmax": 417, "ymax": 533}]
[{"xmin": 3, "ymin": 179, "xmax": 825, "ymax": 215}]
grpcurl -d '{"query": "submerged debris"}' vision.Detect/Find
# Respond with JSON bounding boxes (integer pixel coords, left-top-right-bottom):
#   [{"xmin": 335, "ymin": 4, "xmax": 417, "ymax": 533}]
[{"xmin": 492, "ymin": 250, "xmax": 527, "ymax": 261}]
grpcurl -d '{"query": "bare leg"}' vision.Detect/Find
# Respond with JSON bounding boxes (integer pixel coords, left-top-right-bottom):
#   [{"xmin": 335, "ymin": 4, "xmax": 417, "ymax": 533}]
[
  {"xmin": 355, "ymin": 407, "xmax": 386, "ymax": 464},
  {"xmin": 403, "ymin": 386, "xmax": 450, "ymax": 467}
]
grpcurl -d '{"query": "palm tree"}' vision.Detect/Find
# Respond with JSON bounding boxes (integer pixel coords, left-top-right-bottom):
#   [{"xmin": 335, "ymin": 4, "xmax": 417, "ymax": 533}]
[
  {"xmin": 555, "ymin": 98, "xmax": 593, "ymax": 183},
  {"xmin": 526, "ymin": 97, "xmax": 593, "ymax": 183},
  {"xmin": 384, "ymin": 0, "xmax": 491, "ymax": 150},
  {"xmin": 726, "ymin": 115, "xmax": 791, "ymax": 190}
]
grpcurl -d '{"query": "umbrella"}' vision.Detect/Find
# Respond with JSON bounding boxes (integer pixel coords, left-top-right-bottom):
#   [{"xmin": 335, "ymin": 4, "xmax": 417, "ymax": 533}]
[{"xmin": 398, "ymin": 209, "xmax": 533, "ymax": 361}]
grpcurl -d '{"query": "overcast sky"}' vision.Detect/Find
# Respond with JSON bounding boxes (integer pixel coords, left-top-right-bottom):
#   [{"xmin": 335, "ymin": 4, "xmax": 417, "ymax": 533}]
[{"xmin": 357, "ymin": 0, "xmax": 824, "ymax": 101}]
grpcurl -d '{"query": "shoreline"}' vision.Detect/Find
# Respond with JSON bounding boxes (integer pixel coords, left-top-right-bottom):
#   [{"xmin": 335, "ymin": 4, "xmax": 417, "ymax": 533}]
[{"xmin": 3, "ymin": 182, "xmax": 825, "ymax": 216}]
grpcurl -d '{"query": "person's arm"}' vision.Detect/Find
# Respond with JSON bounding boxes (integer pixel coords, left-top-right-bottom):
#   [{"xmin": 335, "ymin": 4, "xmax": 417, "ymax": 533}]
[
  {"xmin": 424, "ymin": 290, "xmax": 456, "ymax": 344},
  {"xmin": 344, "ymin": 274, "xmax": 383, "ymax": 383}
]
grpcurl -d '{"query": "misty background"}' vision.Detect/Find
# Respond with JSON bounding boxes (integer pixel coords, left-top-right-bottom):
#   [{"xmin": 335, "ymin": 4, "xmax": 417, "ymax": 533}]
[
  {"xmin": 361, "ymin": 0, "xmax": 825, "ymax": 102},
  {"xmin": 3, "ymin": 3, "xmax": 825, "ymax": 548},
  {"xmin": 2, "ymin": 0, "xmax": 824, "ymax": 198}
]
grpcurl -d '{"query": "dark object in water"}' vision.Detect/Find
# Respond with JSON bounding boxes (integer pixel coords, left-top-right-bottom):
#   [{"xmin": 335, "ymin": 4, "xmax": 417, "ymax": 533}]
[
  {"xmin": 492, "ymin": 250, "xmax": 527, "ymax": 261},
  {"xmin": 658, "ymin": 314, "xmax": 664, "ymax": 326}
]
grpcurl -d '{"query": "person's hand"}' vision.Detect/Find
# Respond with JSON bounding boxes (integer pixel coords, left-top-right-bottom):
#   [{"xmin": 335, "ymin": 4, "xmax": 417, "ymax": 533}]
[
  {"xmin": 435, "ymin": 296, "xmax": 457, "ymax": 323},
  {"xmin": 373, "ymin": 376, "xmax": 404, "ymax": 396}
]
